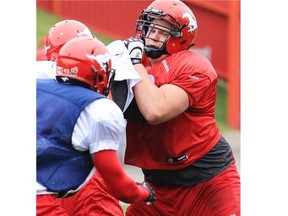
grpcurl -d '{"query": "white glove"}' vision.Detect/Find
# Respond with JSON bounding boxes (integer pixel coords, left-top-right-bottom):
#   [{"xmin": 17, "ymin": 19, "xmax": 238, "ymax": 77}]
[{"xmin": 123, "ymin": 38, "xmax": 144, "ymax": 65}]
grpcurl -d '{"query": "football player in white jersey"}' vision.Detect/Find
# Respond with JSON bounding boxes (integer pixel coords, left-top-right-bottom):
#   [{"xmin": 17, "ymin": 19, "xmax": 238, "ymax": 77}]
[{"xmin": 37, "ymin": 37, "xmax": 155, "ymax": 216}]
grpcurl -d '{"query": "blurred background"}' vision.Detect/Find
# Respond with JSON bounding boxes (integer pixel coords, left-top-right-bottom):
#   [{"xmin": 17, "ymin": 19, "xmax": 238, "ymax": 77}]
[{"xmin": 36, "ymin": 0, "xmax": 240, "ymax": 175}]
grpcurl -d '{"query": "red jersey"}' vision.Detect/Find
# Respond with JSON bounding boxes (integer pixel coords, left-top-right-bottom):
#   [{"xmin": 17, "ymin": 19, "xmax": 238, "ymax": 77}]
[
  {"xmin": 125, "ymin": 50, "xmax": 221, "ymax": 170},
  {"xmin": 37, "ymin": 49, "xmax": 48, "ymax": 61}
]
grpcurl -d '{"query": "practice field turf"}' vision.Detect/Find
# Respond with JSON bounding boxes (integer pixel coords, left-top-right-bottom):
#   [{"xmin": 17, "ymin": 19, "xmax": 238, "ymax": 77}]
[{"xmin": 121, "ymin": 202, "xmax": 128, "ymax": 213}]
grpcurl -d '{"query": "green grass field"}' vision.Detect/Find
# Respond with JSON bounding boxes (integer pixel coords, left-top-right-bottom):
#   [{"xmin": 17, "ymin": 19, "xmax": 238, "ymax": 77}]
[{"xmin": 36, "ymin": 8, "xmax": 114, "ymax": 49}]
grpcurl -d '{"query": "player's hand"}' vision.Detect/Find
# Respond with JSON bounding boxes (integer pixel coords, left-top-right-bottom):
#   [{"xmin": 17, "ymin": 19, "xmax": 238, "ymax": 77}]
[
  {"xmin": 137, "ymin": 181, "xmax": 156, "ymax": 205},
  {"xmin": 123, "ymin": 38, "xmax": 144, "ymax": 65}
]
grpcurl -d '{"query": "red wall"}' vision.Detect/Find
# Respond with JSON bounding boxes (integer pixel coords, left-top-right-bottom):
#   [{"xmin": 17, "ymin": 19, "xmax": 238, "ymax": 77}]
[
  {"xmin": 187, "ymin": 2, "xmax": 228, "ymax": 79},
  {"xmin": 37, "ymin": 1, "xmax": 148, "ymax": 39}
]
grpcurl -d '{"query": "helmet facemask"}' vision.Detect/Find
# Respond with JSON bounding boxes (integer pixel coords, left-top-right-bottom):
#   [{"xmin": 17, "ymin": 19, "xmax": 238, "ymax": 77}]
[
  {"xmin": 44, "ymin": 43, "xmax": 61, "ymax": 61},
  {"xmin": 134, "ymin": 0, "xmax": 198, "ymax": 57},
  {"xmin": 135, "ymin": 8, "xmax": 182, "ymax": 59},
  {"xmin": 91, "ymin": 61, "xmax": 115, "ymax": 96}
]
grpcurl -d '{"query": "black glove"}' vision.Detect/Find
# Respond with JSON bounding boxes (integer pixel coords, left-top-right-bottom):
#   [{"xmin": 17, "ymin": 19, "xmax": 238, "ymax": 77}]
[
  {"xmin": 123, "ymin": 38, "xmax": 144, "ymax": 65},
  {"xmin": 137, "ymin": 181, "xmax": 156, "ymax": 205}
]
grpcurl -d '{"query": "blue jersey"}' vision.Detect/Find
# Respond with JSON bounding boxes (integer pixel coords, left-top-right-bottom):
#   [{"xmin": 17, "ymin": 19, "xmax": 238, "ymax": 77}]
[{"xmin": 37, "ymin": 79, "xmax": 105, "ymax": 193}]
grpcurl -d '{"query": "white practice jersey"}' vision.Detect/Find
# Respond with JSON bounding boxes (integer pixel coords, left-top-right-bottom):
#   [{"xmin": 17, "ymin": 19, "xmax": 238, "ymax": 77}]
[{"xmin": 36, "ymin": 60, "xmax": 56, "ymax": 79}]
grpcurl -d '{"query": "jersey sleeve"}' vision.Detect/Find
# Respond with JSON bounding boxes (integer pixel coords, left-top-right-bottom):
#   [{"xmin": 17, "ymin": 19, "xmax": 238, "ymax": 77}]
[
  {"xmin": 72, "ymin": 98, "xmax": 126, "ymax": 154},
  {"xmin": 171, "ymin": 71, "xmax": 211, "ymax": 106},
  {"xmin": 168, "ymin": 52, "xmax": 217, "ymax": 107},
  {"xmin": 36, "ymin": 60, "xmax": 57, "ymax": 79}
]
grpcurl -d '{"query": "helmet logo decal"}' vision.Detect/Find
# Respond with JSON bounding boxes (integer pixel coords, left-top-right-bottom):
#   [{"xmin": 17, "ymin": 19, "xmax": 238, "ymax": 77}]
[
  {"xmin": 78, "ymin": 27, "xmax": 93, "ymax": 37},
  {"xmin": 162, "ymin": 60, "xmax": 169, "ymax": 73},
  {"xmin": 183, "ymin": 12, "xmax": 197, "ymax": 32},
  {"xmin": 86, "ymin": 53, "xmax": 111, "ymax": 71},
  {"xmin": 56, "ymin": 66, "xmax": 79, "ymax": 76}
]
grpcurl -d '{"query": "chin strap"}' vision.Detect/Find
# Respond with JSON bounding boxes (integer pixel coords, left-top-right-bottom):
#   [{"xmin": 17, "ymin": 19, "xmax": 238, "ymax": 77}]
[
  {"xmin": 102, "ymin": 69, "xmax": 115, "ymax": 96},
  {"xmin": 144, "ymin": 45, "xmax": 169, "ymax": 59}
]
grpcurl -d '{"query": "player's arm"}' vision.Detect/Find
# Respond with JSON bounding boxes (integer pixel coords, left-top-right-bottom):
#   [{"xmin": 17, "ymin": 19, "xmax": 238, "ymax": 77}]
[
  {"xmin": 133, "ymin": 64, "xmax": 189, "ymax": 125},
  {"xmin": 81, "ymin": 99, "xmax": 155, "ymax": 204},
  {"xmin": 92, "ymin": 150, "xmax": 155, "ymax": 204},
  {"xmin": 123, "ymin": 39, "xmax": 189, "ymax": 124}
]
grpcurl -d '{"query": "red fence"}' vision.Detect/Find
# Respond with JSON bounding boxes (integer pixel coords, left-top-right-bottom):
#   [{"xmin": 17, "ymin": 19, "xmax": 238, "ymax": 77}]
[{"xmin": 37, "ymin": 0, "xmax": 240, "ymax": 129}]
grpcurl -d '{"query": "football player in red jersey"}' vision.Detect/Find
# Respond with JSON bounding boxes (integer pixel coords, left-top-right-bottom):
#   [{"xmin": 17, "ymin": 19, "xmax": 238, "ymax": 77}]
[
  {"xmin": 36, "ymin": 19, "xmax": 93, "ymax": 79},
  {"xmin": 122, "ymin": 0, "xmax": 240, "ymax": 215},
  {"xmin": 36, "ymin": 49, "xmax": 47, "ymax": 61},
  {"xmin": 39, "ymin": 19, "xmax": 93, "ymax": 61}
]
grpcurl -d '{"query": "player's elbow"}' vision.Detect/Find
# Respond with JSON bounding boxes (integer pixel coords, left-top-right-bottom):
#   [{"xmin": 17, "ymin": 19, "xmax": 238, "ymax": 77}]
[{"xmin": 142, "ymin": 109, "xmax": 165, "ymax": 125}]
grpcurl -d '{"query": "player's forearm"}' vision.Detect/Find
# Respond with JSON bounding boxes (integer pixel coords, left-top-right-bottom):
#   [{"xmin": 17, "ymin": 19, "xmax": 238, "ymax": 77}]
[
  {"xmin": 133, "ymin": 64, "xmax": 168, "ymax": 124},
  {"xmin": 108, "ymin": 173, "xmax": 150, "ymax": 203},
  {"xmin": 93, "ymin": 150, "xmax": 150, "ymax": 203}
]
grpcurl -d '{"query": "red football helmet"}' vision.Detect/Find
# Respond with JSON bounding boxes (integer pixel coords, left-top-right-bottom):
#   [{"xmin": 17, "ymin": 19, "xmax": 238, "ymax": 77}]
[
  {"xmin": 55, "ymin": 37, "xmax": 115, "ymax": 96},
  {"xmin": 134, "ymin": 0, "xmax": 198, "ymax": 58},
  {"xmin": 44, "ymin": 19, "xmax": 93, "ymax": 61}
]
